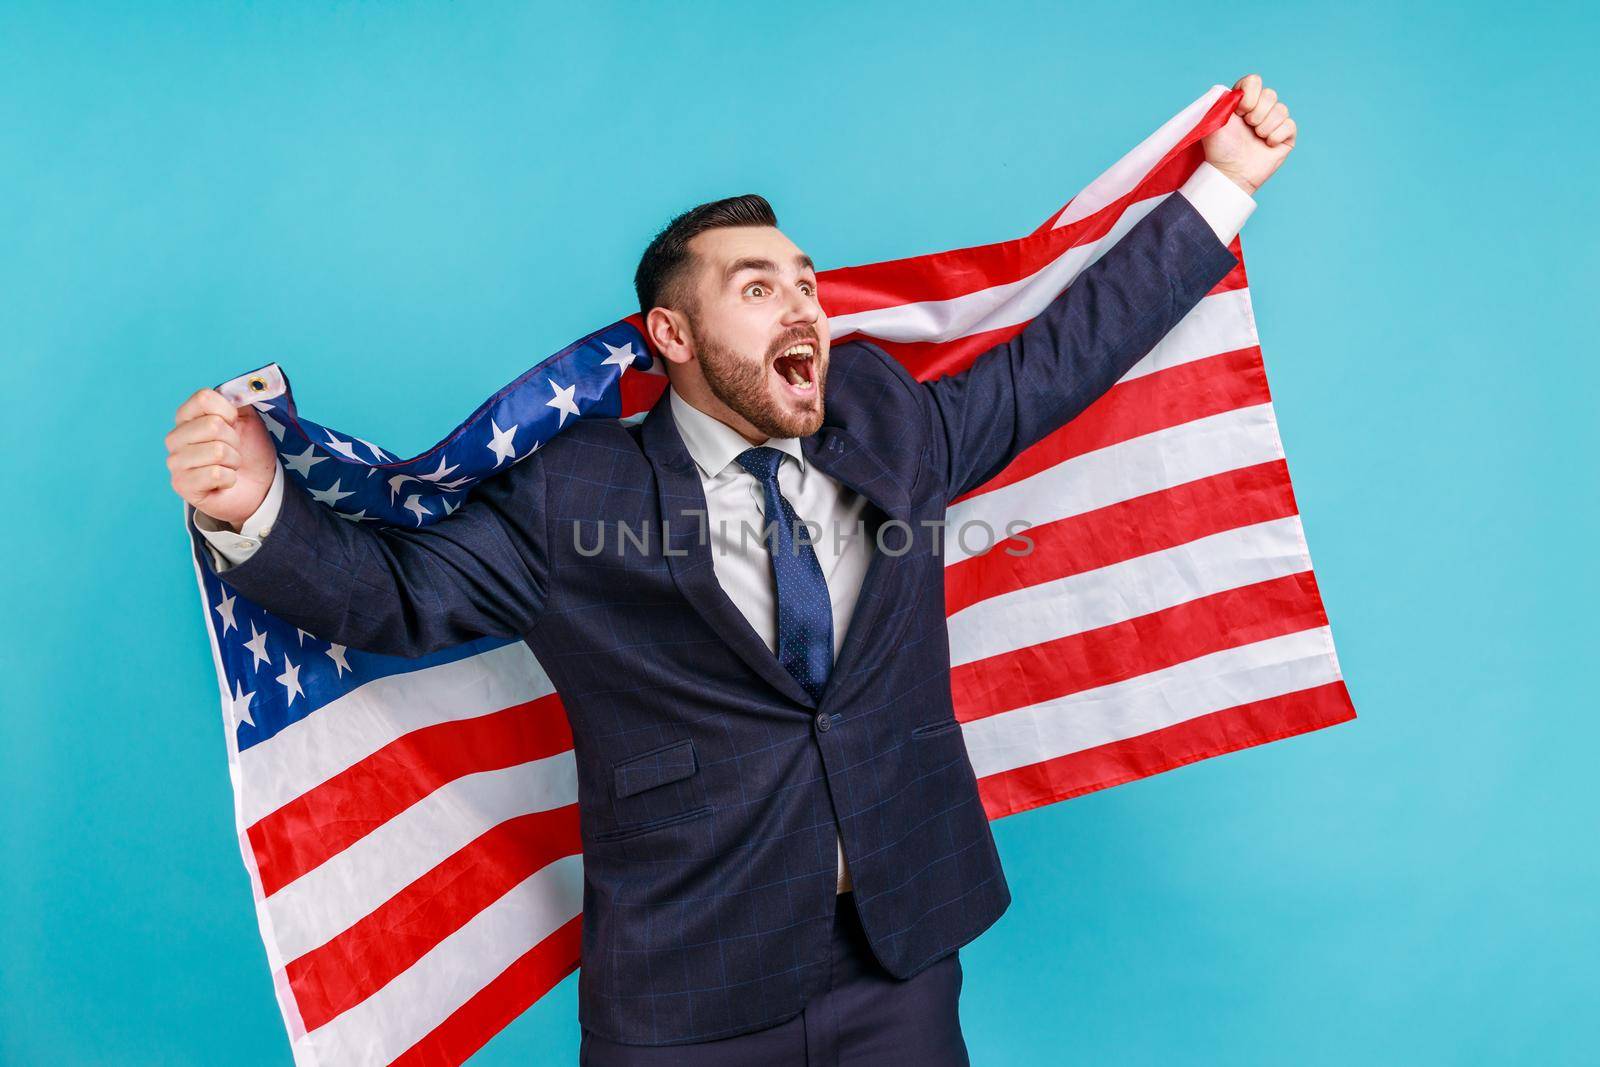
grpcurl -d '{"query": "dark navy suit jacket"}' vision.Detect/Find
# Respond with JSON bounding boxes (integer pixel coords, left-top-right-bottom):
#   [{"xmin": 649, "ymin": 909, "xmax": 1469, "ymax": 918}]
[{"xmin": 202, "ymin": 191, "xmax": 1239, "ymax": 1046}]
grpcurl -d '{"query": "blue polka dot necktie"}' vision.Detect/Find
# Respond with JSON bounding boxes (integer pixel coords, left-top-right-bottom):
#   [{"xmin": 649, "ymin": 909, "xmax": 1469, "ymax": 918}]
[{"xmin": 735, "ymin": 446, "xmax": 833, "ymax": 703}]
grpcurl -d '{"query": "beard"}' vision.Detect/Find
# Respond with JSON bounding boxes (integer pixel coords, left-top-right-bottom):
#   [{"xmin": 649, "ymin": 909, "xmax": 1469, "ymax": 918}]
[{"xmin": 691, "ymin": 318, "xmax": 827, "ymax": 439}]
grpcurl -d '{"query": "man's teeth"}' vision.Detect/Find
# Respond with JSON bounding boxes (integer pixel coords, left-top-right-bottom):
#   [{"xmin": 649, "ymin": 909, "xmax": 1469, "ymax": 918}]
[{"xmin": 776, "ymin": 345, "xmax": 815, "ymax": 388}]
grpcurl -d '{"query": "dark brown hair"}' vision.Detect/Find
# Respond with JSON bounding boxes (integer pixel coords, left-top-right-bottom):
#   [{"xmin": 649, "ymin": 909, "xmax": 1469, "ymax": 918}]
[{"xmin": 634, "ymin": 194, "xmax": 778, "ymax": 317}]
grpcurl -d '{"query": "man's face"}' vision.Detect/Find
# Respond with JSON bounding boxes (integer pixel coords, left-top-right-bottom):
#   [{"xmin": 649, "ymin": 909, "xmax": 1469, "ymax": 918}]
[{"xmin": 680, "ymin": 225, "xmax": 830, "ymax": 439}]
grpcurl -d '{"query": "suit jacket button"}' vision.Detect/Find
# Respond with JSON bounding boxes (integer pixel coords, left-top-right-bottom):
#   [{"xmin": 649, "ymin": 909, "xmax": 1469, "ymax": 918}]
[{"xmin": 815, "ymin": 711, "xmax": 831, "ymax": 732}]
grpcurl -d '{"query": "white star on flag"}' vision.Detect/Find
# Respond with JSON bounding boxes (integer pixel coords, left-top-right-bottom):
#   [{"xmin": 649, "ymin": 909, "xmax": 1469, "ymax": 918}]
[
  {"xmin": 546, "ymin": 379, "xmax": 580, "ymax": 427},
  {"xmin": 487, "ymin": 419, "xmax": 518, "ymax": 467},
  {"xmin": 403, "ymin": 494, "xmax": 433, "ymax": 525},
  {"xmin": 387, "ymin": 473, "xmax": 418, "ymax": 504},
  {"xmin": 310, "ymin": 479, "xmax": 356, "ymax": 507},
  {"xmin": 242, "ymin": 623, "xmax": 271, "ymax": 671},
  {"xmin": 296, "ymin": 628, "xmax": 312, "ymax": 646},
  {"xmin": 323, "ymin": 430, "xmax": 364, "ymax": 462},
  {"xmin": 335, "ymin": 509, "xmax": 369, "ymax": 522},
  {"xmin": 601, "ymin": 340, "xmax": 639, "ymax": 372},
  {"xmin": 228, "ymin": 679, "xmax": 256, "ymax": 728},
  {"xmin": 355, "ymin": 436, "xmax": 390, "ymax": 461},
  {"xmin": 325, "ymin": 643, "xmax": 351, "ymax": 678},
  {"xmin": 418, "ymin": 453, "xmax": 461, "ymax": 483},
  {"xmin": 213, "ymin": 590, "xmax": 239, "ymax": 635},
  {"xmin": 276, "ymin": 654, "xmax": 304, "ymax": 706},
  {"xmin": 284, "ymin": 444, "xmax": 328, "ymax": 480},
  {"xmin": 257, "ymin": 409, "xmax": 287, "ymax": 441}
]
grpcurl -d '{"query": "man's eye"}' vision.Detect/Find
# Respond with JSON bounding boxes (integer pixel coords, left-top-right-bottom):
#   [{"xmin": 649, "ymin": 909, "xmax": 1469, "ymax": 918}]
[
  {"xmin": 800, "ymin": 282, "xmax": 816, "ymax": 297},
  {"xmin": 744, "ymin": 283, "xmax": 768, "ymax": 298}
]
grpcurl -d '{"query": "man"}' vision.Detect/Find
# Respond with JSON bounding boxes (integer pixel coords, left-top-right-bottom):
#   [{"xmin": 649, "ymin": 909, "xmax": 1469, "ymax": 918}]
[{"xmin": 167, "ymin": 74, "xmax": 1295, "ymax": 1065}]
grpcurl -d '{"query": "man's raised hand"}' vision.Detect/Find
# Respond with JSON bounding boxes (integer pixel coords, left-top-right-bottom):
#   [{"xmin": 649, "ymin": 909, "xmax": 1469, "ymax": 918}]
[
  {"xmin": 1202, "ymin": 74, "xmax": 1298, "ymax": 196},
  {"xmin": 167, "ymin": 388, "xmax": 278, "ymax": 530}
]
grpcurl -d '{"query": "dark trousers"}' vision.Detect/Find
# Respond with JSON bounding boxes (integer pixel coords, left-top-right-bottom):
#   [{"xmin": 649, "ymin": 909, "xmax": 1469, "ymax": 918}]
[{"xmin": 579, "ymin": 891, "xmax": 970, "ymax": 1066}]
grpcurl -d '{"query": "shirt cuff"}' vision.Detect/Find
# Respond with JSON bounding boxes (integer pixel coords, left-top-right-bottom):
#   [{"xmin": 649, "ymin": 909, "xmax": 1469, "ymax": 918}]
[
  {"xmin": 1177, "ymin": 161, "xmax": 1257, "ymax": 246},
  {"xmin": 194, "ymin": 458, "xmax": 285, "ymax": 568}
]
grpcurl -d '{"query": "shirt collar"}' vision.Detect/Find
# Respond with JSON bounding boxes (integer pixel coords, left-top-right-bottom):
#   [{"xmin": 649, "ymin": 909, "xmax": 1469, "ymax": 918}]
[{"xmin": 668, "ymin": 386, "xmax": 807, "ymax": 481}]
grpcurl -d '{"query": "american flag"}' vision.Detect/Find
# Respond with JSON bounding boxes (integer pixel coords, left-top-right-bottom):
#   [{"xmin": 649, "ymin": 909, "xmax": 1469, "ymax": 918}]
[{"xmin": 186, "ymin": 83, "xmax": 1355, "ymax": 1066}]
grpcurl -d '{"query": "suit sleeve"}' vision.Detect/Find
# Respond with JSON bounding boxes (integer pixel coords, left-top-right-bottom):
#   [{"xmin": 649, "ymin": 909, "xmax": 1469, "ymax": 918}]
[
  {"xmin": 190, "ymin": 449, "xmax": 552, "ymax": 658},
  {"xmin": 917, "ymin": 183, "xmax": 1245, "ymax": 503}
]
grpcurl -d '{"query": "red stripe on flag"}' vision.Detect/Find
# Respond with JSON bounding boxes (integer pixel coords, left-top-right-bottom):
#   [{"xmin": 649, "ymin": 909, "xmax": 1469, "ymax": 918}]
[
  {"xmin": 951, "ymin": 571, "xmax": 1329, "ymax": 723},
  {"xmin": 611, "ymin": 312, "xmax": 664, "ymax": 419},
  {"xmin": 863, "ymin": 267, "xmax": 1248, "ymax": 389},
  {"xmin": 388, "ymin": 914, "xmax": 584, "ymax": 1067},
  {"xmin": 949, "ymin": 346, "xmax": 1270, "ymax": 507},
  {"xmin": 819, "ymin": 194, "xmax": 1142, "ymax": 318},
  {"xmin": 819, "ymin": 172, "xmax": 1190, "ymax": 318},
  {"xmin": 250, "ymin": 693, "xmax": 572, "ymax": 897},
  {"xmin": 819, "ymin": 90, "xmax": 1242, "ymax": 318},
  {"xmin": 618, "ymin": 366, "xmax": 666, "ymax": 417},
  {"xmin": 1218, "ymin": 235, "xmax": 1248, "ymax": 292},
  {"xmin": 944, "ymin": 460, "xmax": 1300, "ymax": 617},
  {"xmin": 976, "ymin": 680, "xmax": 1356, "ymax": 821},
  {"xmin": 867, "ymin": 323, "xmax": 1029, "ymax": 383},
  {"xmin": 1028, "ymin": 89, "xmax": 1243, "ymax": 236},
  {"xmin": 288, "ymin": 804, "xmax": 582, "ymax": 1033}
]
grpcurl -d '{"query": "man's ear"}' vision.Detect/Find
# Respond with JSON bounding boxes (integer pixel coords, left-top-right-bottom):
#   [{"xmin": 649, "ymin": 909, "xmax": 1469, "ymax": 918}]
[{"xmin": 645, "ymin": 306, "xmax": 694, "ymax": 367}]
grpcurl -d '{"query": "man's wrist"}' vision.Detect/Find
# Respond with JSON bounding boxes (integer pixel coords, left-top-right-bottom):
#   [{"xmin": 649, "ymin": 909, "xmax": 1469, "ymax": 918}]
[
  {"xmin": 1177, "ymin": 161, "xmax": 1258, "ymax": 246},
  {"xmin": 238, "ymin": 459, "xmax": 286, "ymax": 539},
  {"xmin": 1212, "ymin": 166, "xmax": 1258, "ymax": 197},
  {"xmin": 191, "ymin": 459, "xmax": 285, "ymax": 568}
]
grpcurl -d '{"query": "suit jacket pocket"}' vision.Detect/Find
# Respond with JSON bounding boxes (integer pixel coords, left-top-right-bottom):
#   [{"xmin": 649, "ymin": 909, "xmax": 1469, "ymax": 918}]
[
  {"xmin": 910, "ymin": 717, "xmax": 964, "ymax": 739},
  {"xmin": 607, "ymin": 738, "xmax": 707, "ymax": 835}
]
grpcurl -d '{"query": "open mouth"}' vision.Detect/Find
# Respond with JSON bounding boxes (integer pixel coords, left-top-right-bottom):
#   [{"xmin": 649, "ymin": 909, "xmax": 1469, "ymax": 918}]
[{"xmin": 772, "ymin": 343, "xmax": 818, "ymax": 396}]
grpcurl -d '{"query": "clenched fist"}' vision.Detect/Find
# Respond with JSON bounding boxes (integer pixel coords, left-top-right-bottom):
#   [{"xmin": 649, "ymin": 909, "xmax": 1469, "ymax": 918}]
[
  {"xmin": 1203, "ymin": 74, "xmax": 1298, "ymax": 196},
  {"xmin": 166, "ymin": 388, "xmax": 279, "ymax": 529}
]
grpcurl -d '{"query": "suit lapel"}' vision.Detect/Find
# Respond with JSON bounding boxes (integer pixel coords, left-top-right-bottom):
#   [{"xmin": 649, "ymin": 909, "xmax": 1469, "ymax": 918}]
[
  {"xmin": 801, "ymin": 427, "xmax": 914, "ymax": 700},
  {"xmin": 641, "ymin": 392, "xmax": 818, "ymax": 708}
]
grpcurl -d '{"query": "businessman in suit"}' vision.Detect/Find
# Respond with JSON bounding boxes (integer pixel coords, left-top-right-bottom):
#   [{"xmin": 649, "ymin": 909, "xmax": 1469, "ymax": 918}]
[{"xmin": 167, "ymin": 75, "xmax": 1295, "ymax": 1065}]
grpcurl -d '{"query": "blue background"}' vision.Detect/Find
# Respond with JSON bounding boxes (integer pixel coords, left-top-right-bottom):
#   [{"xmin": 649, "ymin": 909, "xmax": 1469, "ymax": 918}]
[{"xmin": 4, "ymin": 2, "xmax": 1597, "ymax": 1063}]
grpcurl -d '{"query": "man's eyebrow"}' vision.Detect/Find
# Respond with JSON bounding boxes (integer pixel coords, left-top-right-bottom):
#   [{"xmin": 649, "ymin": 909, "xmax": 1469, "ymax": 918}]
[{"xmin": 723, "ymin": 254, "xmax": 817, "ymax": 280}]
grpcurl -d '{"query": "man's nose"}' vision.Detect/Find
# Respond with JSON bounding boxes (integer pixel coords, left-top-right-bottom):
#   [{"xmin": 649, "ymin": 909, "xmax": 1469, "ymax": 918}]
[{"xmin": 780, "ymin": 285, "xmax": 819, "ymax": 327}]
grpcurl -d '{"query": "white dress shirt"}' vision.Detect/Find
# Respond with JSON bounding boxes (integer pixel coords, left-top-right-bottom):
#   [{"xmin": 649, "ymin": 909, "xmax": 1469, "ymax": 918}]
[{"xmin": 194, "ymin": 160, "xmax": 1257, "ymax": 895}]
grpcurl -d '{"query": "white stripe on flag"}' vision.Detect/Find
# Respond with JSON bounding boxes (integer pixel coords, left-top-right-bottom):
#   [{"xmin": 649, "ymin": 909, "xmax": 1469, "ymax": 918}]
[
  {"xmin": 946, "ymin": 516, "xmax": 1313, "ymax": 668},
  {"xmin": 829, "ymin": 194, "xmax": 1165, "ymax": 344},
  {"xmin": 293, "ymin": 854, "xmax": 585, "ymax": 1067},
  {"xmin": 944, "ymin": 403, "xmax": 1286, "ymax": 566},
  {"xmin": 266, "ymin": 751, "xmax": 579, "ymax": 965},
  {"xmin": 961, "ymin": 626, "xmax": 1341, "ymax": 780},
  {"xmin": 237, "ymin": 641, "xmax": 556, "ymax": 826},
  {"xmin": 1047, "ymin": 85, "xmax": 1227, "ymax": 230},
  {"xmin": 1119, "ymin": 287, "xmax": 1259, "ymax": 383}
]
